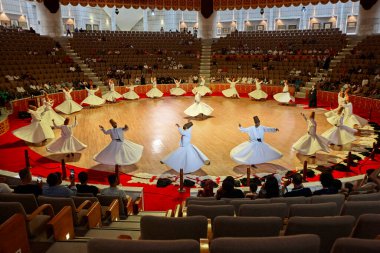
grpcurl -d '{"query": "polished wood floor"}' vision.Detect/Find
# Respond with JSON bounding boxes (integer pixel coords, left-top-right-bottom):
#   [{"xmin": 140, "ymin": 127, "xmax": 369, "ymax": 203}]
[{"xmin": 30, "ymin": 97, "xmax": 353, "ymax": 176}]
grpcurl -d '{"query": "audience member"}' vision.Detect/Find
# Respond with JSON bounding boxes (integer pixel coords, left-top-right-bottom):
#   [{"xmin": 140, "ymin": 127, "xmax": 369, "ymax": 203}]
[
  {"xmin": 100, "ymin": 174, "xmax": 128, "ymax": 200},
  {"xmin": 197, "ymin": 179, "xmax": 215, "ymax": 197},
  {"xmin": 282, "ymin": 173, "xmax": 312, "ymax": 197},
  {"xmin": 42, "ymin": 172, "xmax": 76, "ymax": 197},
  {"xmin": 76, "ymin": 171, "xmax": 99, "ymax": 196},
  {"xmin": 14, "ymin": 168, "xmax": 42, "ymax": 196},
  {"xmin": 245, "ymin": 182, "xmax": 258, "ymax": 199},
  {"xmin": 216, "ymin": 176, "xmax": 244, "ymax": 200},
  {"xmin": 313, "ymin": 172, "xmax": 338, "ymax": 195},
  {"xmin": 258, "ymin": 175, "xmax": 280, "ymax": 198}
]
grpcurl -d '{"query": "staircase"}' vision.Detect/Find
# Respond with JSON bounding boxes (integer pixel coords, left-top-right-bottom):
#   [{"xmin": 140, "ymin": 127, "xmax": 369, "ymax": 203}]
[
  {"xmin": 295, "ymin": 36, "xmax": 365, "ymax": 99},
  {"xmin": 54, "ymin": 37, "xmax": 106, "ymax": 92},
  {"xmin": 199, "ymin": 39, "xmax": 213, "ymax": 85}
]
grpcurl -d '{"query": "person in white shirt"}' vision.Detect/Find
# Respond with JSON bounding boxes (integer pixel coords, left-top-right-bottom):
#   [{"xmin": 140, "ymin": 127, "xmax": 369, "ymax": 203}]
[{"xmin": 94, "ymin": 119, "xmax": 143, "ymax": 165}]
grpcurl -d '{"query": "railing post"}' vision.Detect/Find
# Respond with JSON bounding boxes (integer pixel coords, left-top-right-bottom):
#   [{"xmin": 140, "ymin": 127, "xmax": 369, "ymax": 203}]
[
  {"xmin": 246, "ymin": 167, "xmax": 251, "ymax": 187},
  {"xmin": 303, "ymin": 160, "xmax": 308, "ymax": 182},
  {"xmin": 61, "ymin": 159, "xmax": 67, "ymax": 180},
  {"xmin": 178, "ymin": 168, "xmax": 185, "ymax": 193},
  {"xmin": 115, "ymin": 164, "xmax": 120, "ymax": 181},
  {"xmin": 24, "ymin": 150, "xmax": 30, "ymax": 169},
  {"xmin": 347, "ymin": 151, "xmax": 352, "ymax": 170}
]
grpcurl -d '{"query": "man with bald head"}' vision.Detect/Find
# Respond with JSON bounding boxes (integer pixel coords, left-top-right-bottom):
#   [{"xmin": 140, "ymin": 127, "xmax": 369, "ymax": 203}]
[{"xmin": 94, "ymin": 119, "xmax": 143, "ymax": 166}]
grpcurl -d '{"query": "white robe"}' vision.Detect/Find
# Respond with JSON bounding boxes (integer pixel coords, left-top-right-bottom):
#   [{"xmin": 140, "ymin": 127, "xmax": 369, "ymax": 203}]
[
  {"xmin": 161, "ymin": 127, "xmax": 210, "ymax": 173},
  {"xmin": 292, "ymin": 118, "xmax": 330, "ymax": 155},
  {"xmin": 55, "ymin": 88, "xmax": 83, "ymax": 115},
  {"xmin": 170, "ymin": 81, "xmax": 186, "ymax": 96},
  {"xmin": 248, "ymin": 81, "xmax": 268, "ymax": 100},
  {"xmin": 81, "ymin": 88, "xmax": 105, "ymax": 106},
  {"xmin": 184, "ymin": 93, "xmax": 214, "ymax": 117},
  {"xmin": 12, "ymin": 109, "xmax": 55, "ymax": 144},
  {"xmin": 322, "ymin": 114, "xmax": 357, "ymax": 145},
  {"xmin": 94, "ymin": 127, "xmax": 143, "ymax": 165},
  {"xmin": 41, "ymin": 99, "xmax": 65, "ymax": 127},
  {"xmin": 343, "ymin": 102, "xmax": 368, "ymax": 128},
  {"xmin": 102, "ymin": 82, "xmax": 122, "ymax": 102},
  {"xmin": 325, "ymin": 93, "xmax": 346, "ymax": 118},
  {"xmin": 273, "ymin": 84, "xmax": 295, "ymax": 103},
  {"xmin": 192, "ymin": 79, "xmax": 212, "ymax": 96},
  {"xmin": 123, "ymin": 85, "xmax": 140, "ymax": 100},
  {"xmin": 146, "ymin": 82, "xmax": 163, "ymax": 98},
  {"xmin": 222, "ymin": 79, "xmax": 240, "ymax": 98},
  {"xmin": 47, "ymin": 120, "xmax": 87, "ymax": 153},
  {"xmin": 230, "ymin": 125, "xmax": 283, "ymax": 165}
]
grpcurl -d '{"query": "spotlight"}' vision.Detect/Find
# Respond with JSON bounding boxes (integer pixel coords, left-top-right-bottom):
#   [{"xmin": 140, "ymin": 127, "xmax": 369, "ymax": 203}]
[
  {"xmin": 260, "ymin": 8, "xmax": 264, "ymax": 15},
  {"xmin": 115, "ymin": 8, "xmax": 119, "ymax": 15},
  {"xmin": 302, "ymin": 7, "xmax": 306, "ymax": 13}
]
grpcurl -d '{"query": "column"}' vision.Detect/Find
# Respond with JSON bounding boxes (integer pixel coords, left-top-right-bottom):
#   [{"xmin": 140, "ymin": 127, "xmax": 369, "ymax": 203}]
[
  {"xmin": 357, "ymin": 0, "xmax": 380, "ymax": 35},
  {"xmin": 198, "ymin": 11, "xmax": 217, "ymax": 39},
  {"xmin": 35, "ymin": 1, "xmax": 63, "ymax": 37}
]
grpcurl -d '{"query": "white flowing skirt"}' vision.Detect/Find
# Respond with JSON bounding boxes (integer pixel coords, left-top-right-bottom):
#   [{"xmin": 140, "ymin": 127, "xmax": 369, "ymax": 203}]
[
  {"xmin": 322, "ymin": 126, "xmax": 357, "ymax": 145},
  {"xmin": 161, "ymin": 144, "xmax": 210, "ymax": 173},
  {"xmin": 55, "ymin": 100, "xmax": 83, "ymax": 115},
  {"xmin": 184, "ymin": 102, "xmax": 214, "ymax": 117},
  {"xmin": 222, "ymin": 87, "xmax": 240, "ymax": 98},
  {"xmin": 146, "ymin": 87, "xmax": 163, "ymax": 98},
  {"xmin": 94, "ymin": 140, "xmax": 143, "ymax": 165},
  {"xmin": 273, "ymin": 92, "xmax": 295, "ymax": 103},
  {"xmin": 324, "ymin": 107, "xmax": 341, "ymax": 118},
  {"xmin": 170, "ymin": 87, "xmax": 186, "ymax": 96},
  {"xmin": 344, "ymin": 114, "xmax": 368, "ymax": 128},
  {"xmin": 249, "ymin": 89, "xmax": 268, "ymax": 100},
  {"xmin": 47, "ymin": 136, "xmax": 87, "ymax": 153},
  {"xmin": 192, "ymin": 86, "xmax": 212, "ymax": 96},
  {"xmin": 81, "ymin": 95, "xmax": 105, "ymax": 106},
  {"xmin": 123, "ymin": 91, "xmax": 139, "ymax": 100},
  {"xmin": 102, "ymin": 90, "xmax": 122, "ymax": 102},
  {"xmin": 42, "ymin": 110, "xmax": 65, "ymax": 127},
  {"xmin": 292, "ymin": 134, "xmax": 330, "ymax": 155},
  {"xmin": 13, "ymin": 121, "xmax": 55, "ymax": 144},
  {"xmin": 230, "ymin": 141, "xmax": 283, "ymax": 165}
]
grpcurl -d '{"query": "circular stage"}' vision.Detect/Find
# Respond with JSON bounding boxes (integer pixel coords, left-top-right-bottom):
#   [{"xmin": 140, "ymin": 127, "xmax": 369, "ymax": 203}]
[{"xmin": 28, "ymin": 96, "xmax": 370, "ymax": 177}]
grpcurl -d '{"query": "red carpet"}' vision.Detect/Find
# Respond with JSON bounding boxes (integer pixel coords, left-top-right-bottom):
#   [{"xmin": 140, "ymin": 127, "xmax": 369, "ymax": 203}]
[{"xmin": 1, "ymin": 93, "xmax": 379, "ymax": 211}]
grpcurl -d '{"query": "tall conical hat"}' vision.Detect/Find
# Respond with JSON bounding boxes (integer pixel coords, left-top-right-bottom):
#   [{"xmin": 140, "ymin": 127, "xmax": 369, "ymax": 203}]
[{"xmin": 253, "ymin": 116, "xmax": 260, "ymax": 124}]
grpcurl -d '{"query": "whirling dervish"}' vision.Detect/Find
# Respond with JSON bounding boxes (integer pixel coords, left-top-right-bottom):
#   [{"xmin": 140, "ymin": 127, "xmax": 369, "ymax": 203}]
[
  {"xmin": 222, "ymin": 77, "xmax": 240, "ymax": 98},
  {"xmin": 161, "ymin": 121, "xmax": 210, "ymax": 173},
  {"xmin": 325, "ymin": 88, "xmax": 346, "ymax": 118},
  {"xmin": 273, "ymin": 80, "xmax": 295, "ymax": 104},
  {"xmin": 146, "ymin": 77, "xmax": 163, "ymax": 98},
  {"xmin": 230, "ymin": 116, "xmax": 283, "ymax": 167},
  {"xmin": 81, "ymin": 85, "xmax": 105, "ymax": 107},
  {"xmin": 40, "ymin": 93, "xmax": 65, "ymax": 127},
  {"xmin": 184, "ymin": 91, "xmax": 214, "ymax": 118},
  {"xmin": 123, "ymin": 85, "xmax": 140, "ymax": 100},
  {"xmin": 292, "ymin": 112, "xmax": 330, "ymax": 156},
  {"xmin": 322, "ymin": 107, "xmax": 357, "ymax": 146},
  {"xmin": 12, "ymin": 105, "xmax": 55, "ymax": 145},
  {"xmin": 55, "ymin": 87, "xmax": 83, "ymax": 115},
  {"xmin": 170, "ymin": 78, "xmax": 186, "ymax": 96},
  {"xmin": 192, "ymin": 76, "xmax": 212, "ymax": 96},
  {"xmin": 94, "ymin": 119, "xmax": 143, "ymax": 166},
  {"xmin": 102, "ymin": 79, "xmax": 122, "ymax": 102},
  {"xmin": 342, "ymin": 97, "xmax": 368, "ymax": 128},
  {"xmin": 248, "ymin": 78, "xmax": 268, "ymax": 100},
  {"xmin": 46, "ymin": 116, "xmax": 87, "ymax": 156}
]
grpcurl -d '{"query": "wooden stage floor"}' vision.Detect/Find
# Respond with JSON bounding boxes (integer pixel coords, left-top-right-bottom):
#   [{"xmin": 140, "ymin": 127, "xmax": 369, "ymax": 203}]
[{"xmin": 29, "ymin": 96, "xmax": 360, "ymax": 177}]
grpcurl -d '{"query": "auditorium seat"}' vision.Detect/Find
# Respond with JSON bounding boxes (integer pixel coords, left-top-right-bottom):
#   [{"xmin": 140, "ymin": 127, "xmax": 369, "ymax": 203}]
[
  {"xmin": 340, "ymin": 201, "xmax": 380, "ymax": 219},
  {"xmin": 187, "ymin": 200, "xmax": 227, "ymax": 206},
  {"xmin": 311, "ymin": 194, "xmax": 345, "ymax": 215},
  {"xmin": 210, "ymin": 234, "xmax": 320, "ymax": 253},
  {"xmin": 350, "ymin": 214, "xmax": 380, "ymax": 239},
  {"xmin": 140, "ymin": 215, "xmax": 207, "ymax": 240},
  {"xmin": 186, "ymin": 205, "xmax": 235, "ymax": 222},
  {"xmin": 285, "ymin": 216, "xmax": 356, "ymax": 253},
  {"xmin": 0, "ymin": 202, "xmax": 53, "ymax": 240},
  {"xmin": 97, "ymin": 194, "xmax": 133, "ymax": 218},
  {"xmin": 212, "ymin": 216, "xmax": 282, "ymax": 239},
  {"xmin": 0, "ymin": 193, "xmax": 42, "ymax": 214},
  {"xmin": 347, "ymin": 192, "xmax": 380, "ymax": 202},
  {"xmin": 0, "ymin": 214, "xmax": 30, "ymax": 253},
  {"xmin": 331, "ymin": 238, "xmax": 380, "ymax": 253},
  {"xmin": 238, "ymin": 203, "xmax": 287, "ymax": 220},
  {"xmin": 230, "ymin": 199, "xmax": 271, "ymax": 214},
  {"xmin": 271, "ymin": 196, "xmax": 310, "ymax": 216},
  {"xmin": 289, "ymin": 203, "xmax": 338, "ymax": 218}
]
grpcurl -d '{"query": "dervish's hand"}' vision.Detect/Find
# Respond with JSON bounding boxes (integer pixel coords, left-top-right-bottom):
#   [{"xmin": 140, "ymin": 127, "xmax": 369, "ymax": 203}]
[
  {"xmin": 276, "ymin": 128, "xmax": 279, "ymax": 132},
  {"xmin": 175, "ymin": 124, "xmax": 180, "ymax": 128},
  {"xmin": 238, "ymin": 123, "xmax": 241, "ymax": 127},
  {"xmin": 99, "ymin": 125, "xmax": 104, "ymax": 130}
]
